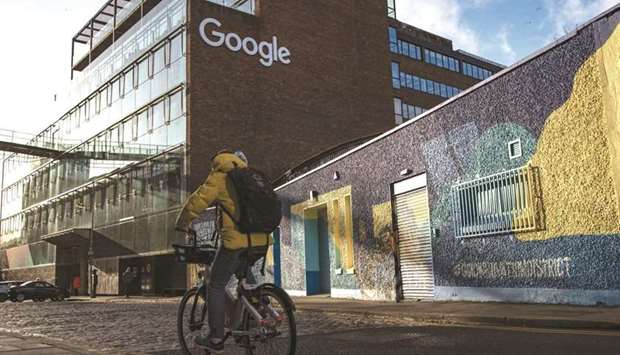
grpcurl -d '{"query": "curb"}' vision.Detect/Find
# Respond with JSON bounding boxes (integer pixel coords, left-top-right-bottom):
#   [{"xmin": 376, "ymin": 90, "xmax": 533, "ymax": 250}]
[
  {"xmin": 0, "ymin": 331, "xmax": 98, "ymax": 355},
  {"xmin": 295, "ymin": 306, "xmax": 620, "ymax": 331}
]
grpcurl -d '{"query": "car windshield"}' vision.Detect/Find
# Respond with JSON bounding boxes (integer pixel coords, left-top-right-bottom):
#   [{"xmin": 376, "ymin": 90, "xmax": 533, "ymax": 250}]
[{"xmin": 19, "ymin": 281, "xmax": 33, "ymax": 287}]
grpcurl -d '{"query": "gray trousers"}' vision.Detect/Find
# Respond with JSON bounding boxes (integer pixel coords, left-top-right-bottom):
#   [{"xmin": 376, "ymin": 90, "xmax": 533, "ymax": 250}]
[{"xmin": 207, "ymin": 247, "xmax": 257, "ymax": 339}]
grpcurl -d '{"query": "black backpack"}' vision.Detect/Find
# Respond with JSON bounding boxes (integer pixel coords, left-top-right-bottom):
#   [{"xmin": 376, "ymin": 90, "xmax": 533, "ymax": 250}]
[{"xmin": 226, "ymin": 166, "xmax": 282, "ymax": 234}]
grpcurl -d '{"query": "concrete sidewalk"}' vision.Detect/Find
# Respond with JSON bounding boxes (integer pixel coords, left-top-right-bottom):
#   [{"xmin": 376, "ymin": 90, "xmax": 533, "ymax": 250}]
[
  {"xmin": 0, "ymin": 332, "xmax": 94, "ymax": 355},
  {"xmin": 293, "ymin": 296, "xmax": 620, "ymax": 331}
]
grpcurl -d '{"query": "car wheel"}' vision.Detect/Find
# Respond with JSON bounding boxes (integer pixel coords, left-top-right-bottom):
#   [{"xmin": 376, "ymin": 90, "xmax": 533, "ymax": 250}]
[
  {"xmin": 51, "ymin": 295, "xmax": 58, "ymax": 302},
  {"xmin": 57, "ymin": 294, "xmax": 65, "ymax": 302},
  {"xmin": 15, "ymin": 294, "xmax": 25, "ymax": 303},
  {"xmin": 0, "ymin": 294, "xmax": 7, "ymax": 302}
]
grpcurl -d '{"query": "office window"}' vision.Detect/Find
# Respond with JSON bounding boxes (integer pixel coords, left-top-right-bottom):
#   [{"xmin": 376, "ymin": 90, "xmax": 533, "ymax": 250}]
[
  {"xmin": 152, "ymin": 99, "xmax": 166, "ymax": 128},
  {"xmin": 394, "ymin": 97, "xmax": 426, "ymax": 123},
  {"xmin": 394, "ymin": 38, "xmax": 421, "ymax": 60},
  {"xmin": 463, "ymin": 61, "xmax": 493, "ymax": 80},
  {"xmin": 84, "ymin": 193, "xmax": 92, "ymax": 212},
  {"xmin": 96, "ymin": 189, "xmax": 106, "ymax": 209},
  {"xmin": 169, "ymin": 90, "xmax": 184, "ymax": 121},
  {"xmin": 75, "ymin": 196, "xmax": 83, "ymax": 215},
  {"xmin": 424, "ymin": 48, "xmax": 460, "ymax": 72},
  {"xmin": 398, "ymin": 70, "xmax": 461, "ymax": 98},
  {"xmin": 124, "ymin": 118, "xmax": 134, "ymax": 143},
  {"xmin": 391, "ymin": 62, "xmax": 401, "ymax": 89},
  {"xmin": 413, "ymin": 76, "xmax": 420, "ymax": 91},
  {"xmin": 388, "ymin": 27, "xmax": 398, "ymax": 53},
  {"xmin": 66, "ymin": 200, "xmax": 73, "ymax": 219},
  {"xmin": 170, "ymin": 32, "xmax": 184, "ymax": 63},
  {"xmin": 132, "ymin": 115, "xmax": 140, "ymax": 141},
  {"xmin": 394, "ymin": 97, "xmax": 403, "ymax": 123},
  {"xmin": 137, "ymin": 109, "xmax": 150, "ymax": 136},
  {"xmin": 138, "ymin": 56, "xmax": 149, "ymax": 84},
  {"xmin": 108, "ymin": 182, "xmax": 119, "ymax": 205},
  {"xmin": 153, "ymin": 45, "xmax": 166, "ymax": 74},
  {"xmin": 111, "ymin": 77, "xmax": 121, "ymax": 103},
  {"xmin": 123, "ymin": 68, "xmax": 134, "ymax": 95},
  {"xmin": 104, "ymin": 84, "xmax": 112, "ymax": 107}
]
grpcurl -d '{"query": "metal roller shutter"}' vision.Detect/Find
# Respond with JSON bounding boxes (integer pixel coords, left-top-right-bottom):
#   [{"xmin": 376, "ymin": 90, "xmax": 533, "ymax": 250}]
[{"xmin": 395, "ymin": 186, "xmax": 434, "ymax": 300}]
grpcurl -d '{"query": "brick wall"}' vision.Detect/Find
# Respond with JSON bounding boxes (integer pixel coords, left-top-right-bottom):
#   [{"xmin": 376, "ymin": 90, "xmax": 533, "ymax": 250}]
[{"xmin": 186, "ymin": 0, "xmax": 394, "ymax": 189}]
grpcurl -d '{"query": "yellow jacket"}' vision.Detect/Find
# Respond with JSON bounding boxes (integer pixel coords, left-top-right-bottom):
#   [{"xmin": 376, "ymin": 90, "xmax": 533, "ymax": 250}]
[{"xmin": 175, "ymin": 152, "xmax": 271, "ymax": 250}]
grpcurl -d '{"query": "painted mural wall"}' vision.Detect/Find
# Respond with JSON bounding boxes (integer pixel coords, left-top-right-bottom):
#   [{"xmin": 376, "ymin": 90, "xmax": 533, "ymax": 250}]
[{"xmin": 276, "ymin": 9, "xmax": 620, "ymax": 305}]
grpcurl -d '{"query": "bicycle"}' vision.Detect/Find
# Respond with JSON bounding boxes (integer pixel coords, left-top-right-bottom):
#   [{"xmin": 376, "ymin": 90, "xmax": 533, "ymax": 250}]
[{"xmin": 174, "ymin": 229, "xmax": 297, "ymax": 355}]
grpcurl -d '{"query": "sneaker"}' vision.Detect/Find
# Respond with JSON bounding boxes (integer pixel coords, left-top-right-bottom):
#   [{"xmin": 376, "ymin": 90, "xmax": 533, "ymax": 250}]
[{"xmin": 194, "ymin": 335, "xmax": 225, "ymax": 353}]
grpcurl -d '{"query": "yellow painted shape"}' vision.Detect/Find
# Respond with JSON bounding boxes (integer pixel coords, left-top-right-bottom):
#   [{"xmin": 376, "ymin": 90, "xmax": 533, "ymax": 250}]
[
  {"xmin": 518, "ymin": 25, "xmax": 620, "ymax": 241},
  {"xmin": 291, "ymin": 186, "xmax": 354, "ymax": 270},
  {"xmin": 600, "ymin": 24, "xmax": 620, "ymax": 217},
  {"xmin": 372, "ymin": 201, "xmax": 394, "ymax": 253}
]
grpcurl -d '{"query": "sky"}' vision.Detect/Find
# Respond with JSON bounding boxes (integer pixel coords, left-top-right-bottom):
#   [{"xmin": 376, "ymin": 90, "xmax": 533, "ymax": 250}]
[{"xmin": 0, "ymin": 0, "xmax": 618, "ymax": 136}]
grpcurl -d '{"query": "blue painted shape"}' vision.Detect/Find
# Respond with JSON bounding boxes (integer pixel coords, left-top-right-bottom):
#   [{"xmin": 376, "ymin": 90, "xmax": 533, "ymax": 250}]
[
  {"xmin": 273, "ymin": 229, "xmax": 282, "ymax": 288},
  {"xmin": 306, "ymin": 271, "xmax": 321, "ymax": 295},
  {"xmin": 304, "ymin": 217, "xmax": 320, "ymax": 272}
]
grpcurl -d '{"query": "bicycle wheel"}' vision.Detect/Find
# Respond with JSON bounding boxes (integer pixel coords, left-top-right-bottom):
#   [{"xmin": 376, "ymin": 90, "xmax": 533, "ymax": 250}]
[
  {"xmin": 242, "ymin": 288, "xmax": 296, "ymax": 355},
  {"xmin": 178, "ymin": 287, "xmax": 210, "ymax": 355}
]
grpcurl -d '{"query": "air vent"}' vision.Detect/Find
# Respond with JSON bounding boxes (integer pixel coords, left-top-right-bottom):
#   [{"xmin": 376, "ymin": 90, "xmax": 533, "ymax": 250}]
[{"xmin": 509, "ymin": 139, "xmax": 522, "ymax": 160}]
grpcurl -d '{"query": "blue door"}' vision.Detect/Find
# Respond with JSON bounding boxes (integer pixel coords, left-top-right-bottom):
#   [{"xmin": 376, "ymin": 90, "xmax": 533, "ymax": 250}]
[{"xmin": 273, "ymin": 227, "xmax": 282, "ymax": 287}]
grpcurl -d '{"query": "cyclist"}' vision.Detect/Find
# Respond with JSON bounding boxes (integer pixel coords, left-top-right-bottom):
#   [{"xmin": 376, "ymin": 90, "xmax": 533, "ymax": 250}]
[{"xmin": 175, "ymin": 150, "xmax": 271, "ymax": 353}]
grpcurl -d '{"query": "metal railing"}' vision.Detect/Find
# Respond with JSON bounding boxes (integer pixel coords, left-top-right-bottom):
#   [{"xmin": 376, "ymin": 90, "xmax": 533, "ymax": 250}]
[{"xmin": 451, "ymin": 164, "xmax": 541, "ymax": 238}]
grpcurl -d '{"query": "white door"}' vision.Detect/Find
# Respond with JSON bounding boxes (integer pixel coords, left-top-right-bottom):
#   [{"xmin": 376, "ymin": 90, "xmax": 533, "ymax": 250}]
[{"xmin": 394, "ymin": 174, "xmax": 435, "ymax": 300}]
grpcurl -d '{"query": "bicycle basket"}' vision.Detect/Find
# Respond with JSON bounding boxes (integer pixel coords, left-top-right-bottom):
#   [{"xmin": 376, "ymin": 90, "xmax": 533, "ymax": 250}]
[{"xmin": 172, "ymin": 244, "xmax": 217, "ymax": 265}]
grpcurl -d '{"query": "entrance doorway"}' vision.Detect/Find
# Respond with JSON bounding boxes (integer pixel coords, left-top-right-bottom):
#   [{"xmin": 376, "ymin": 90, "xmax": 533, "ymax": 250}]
[
  {"xmin": 393, "ymin": 173, "xmax": 435, "ymax": 301},
  {"xmin": 304, "ymin": 206, "xmax": 331, "ymax": 295}
]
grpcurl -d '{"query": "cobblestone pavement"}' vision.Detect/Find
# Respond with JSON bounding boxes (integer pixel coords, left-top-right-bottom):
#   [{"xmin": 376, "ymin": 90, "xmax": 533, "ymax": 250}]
[
  {"xmin": 2, "ymin": 298, "xmax": 619, "ymax": 355},
  {"xmin": 0, "ymin": 298, "xmax": 411, "ymax": 354}
]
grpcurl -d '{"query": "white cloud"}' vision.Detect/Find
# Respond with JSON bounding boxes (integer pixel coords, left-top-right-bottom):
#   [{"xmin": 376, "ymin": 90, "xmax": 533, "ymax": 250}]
[
  {"xmin": 463, "ymin": 0, "xmax": 497, "ymax": 8},
  {"xmin": 545, "ymin": 0, "xmax": 618, "ymax": 39},
  {"xmin": 496, "ymin": 26, "xmax": 517, "ymax": 64},
  {"xmin": 395, "ymin": 0, "xmax": 481, "ymax": 54}
]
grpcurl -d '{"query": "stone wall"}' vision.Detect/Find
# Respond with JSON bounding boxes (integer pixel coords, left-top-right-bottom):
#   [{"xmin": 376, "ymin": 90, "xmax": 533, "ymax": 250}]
[{"xmin": 276, "ymin": 9, "xmax": 620, "ymax": 305}]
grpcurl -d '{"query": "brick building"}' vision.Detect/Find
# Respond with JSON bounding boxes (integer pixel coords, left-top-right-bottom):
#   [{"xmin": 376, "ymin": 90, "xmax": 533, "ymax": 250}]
[{"xmin": 0, "ymin": 0, "xmax": 501, "ymax": 295}]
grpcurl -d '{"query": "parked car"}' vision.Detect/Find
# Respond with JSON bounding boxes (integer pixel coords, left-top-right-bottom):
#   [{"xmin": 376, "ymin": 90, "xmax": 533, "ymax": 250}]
[
  {"xmin": 0, "ymin": 281, "xmax": 24, "ymax": 302},
  {"xmin": 8, "ymin": 281, "xmax": 68, "ymax": 302}
]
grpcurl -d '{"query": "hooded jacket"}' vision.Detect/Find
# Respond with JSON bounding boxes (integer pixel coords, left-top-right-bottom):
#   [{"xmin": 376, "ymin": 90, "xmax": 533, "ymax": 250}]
[{"xmin": 175, "ymin": 152, "xmax": 271, "ymax": 250}]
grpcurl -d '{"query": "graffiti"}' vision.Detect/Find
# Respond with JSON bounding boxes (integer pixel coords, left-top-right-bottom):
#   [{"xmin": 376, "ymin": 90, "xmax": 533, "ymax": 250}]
[{"xmin": 453, "ymin": 257, "xmax": 571, "ymax": 279}]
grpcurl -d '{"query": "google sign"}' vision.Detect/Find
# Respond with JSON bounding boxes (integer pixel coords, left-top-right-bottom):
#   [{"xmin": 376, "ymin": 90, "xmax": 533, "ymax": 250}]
[{"xmin": 199, "ymin": 18, "xmax": 292, "ymax": 68}]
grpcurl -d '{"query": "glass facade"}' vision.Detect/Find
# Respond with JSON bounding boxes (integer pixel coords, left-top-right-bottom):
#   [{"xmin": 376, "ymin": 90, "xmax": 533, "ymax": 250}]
[
  {"xmin": 424, "ymin": 49, "xmax": 460, "ymax": 73},
  {"xmin": 388, "ymin": 27, "xmax": 496, "ymax": 79},
  {"xmin": 0, "ymin": 0, "xmax": 188, "ymax": 263},
  {"xmin": 388, "ymin": 27, "xmax": 423, "ymax": 61},
  {"xmin": 392, "ymin": 62, "xmax": 462, "ymax": 99},
  {"xmin": 394, "ymin": 98, "xmax": 427, "ymax": 124},
  {"xmin": 463, "ymin": 62, "xmax": 493, "ymax": 80}
]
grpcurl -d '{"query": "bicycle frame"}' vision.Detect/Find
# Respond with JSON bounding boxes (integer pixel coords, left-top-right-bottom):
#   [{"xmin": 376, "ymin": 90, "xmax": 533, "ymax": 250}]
[{"xmin": 190, "ymin": 276, "xmax": 284, "ymax": 342}]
